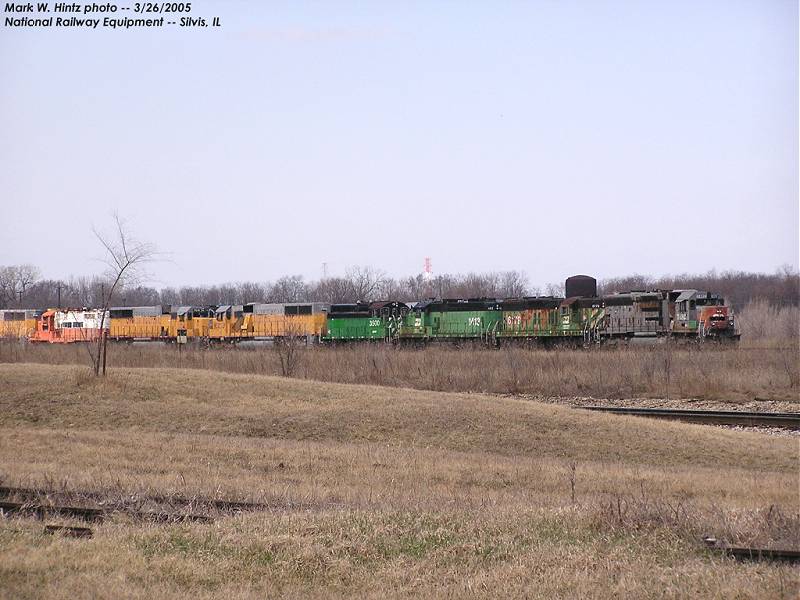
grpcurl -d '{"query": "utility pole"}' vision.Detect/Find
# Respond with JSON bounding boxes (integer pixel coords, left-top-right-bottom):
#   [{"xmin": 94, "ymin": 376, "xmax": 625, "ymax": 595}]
[
  {"xmin": 57, "ymin": 283, "xmax": 62, "ymax": 309},
  {"xmin": 322, "ymin": 262, "xmax": 328, "ymax": 279}
]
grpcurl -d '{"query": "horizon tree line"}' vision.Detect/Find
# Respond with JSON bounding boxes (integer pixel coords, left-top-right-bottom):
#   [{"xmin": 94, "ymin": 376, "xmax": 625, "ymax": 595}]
[{"xmin": 1, "ymin": 263, "xmax": 798, "ymax": 311}]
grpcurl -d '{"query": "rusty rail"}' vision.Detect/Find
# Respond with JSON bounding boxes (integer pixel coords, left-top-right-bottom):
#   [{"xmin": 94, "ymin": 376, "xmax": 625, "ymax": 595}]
[
  {"xmin": 0, "ymin": 500, "xmax": 104, "ymax": 522},
  {"xmin": 0, "ymin": 484, "xmax": 336, "ymax": 514},
  {"xmin": 44, "ymin": 525, "xmax": 93, "ymax": 538},
  {"xmin": 0, "ymin": 486, "xmax": 266, "ymax": 513},
  {"xmin": 703, "ymin": 537, "xmax": 800, "ymax": 562},
  {"xmin": 573, "ymin": 406, "xmax": 800, "ymax": 430},
  {"xmin": 0, "ymin": 499, "xmax": 213, "ymax": 523}
]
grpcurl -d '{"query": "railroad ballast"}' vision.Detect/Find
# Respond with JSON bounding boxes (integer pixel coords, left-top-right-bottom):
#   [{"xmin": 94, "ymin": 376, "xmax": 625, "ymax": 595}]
[{"xmin": 1, "ymin": 275, "xmax": 740, "ymax": 345}]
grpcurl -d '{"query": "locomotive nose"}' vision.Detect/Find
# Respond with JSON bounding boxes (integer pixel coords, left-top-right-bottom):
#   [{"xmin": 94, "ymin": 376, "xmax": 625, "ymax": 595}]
[{"xmin": 710, "ymin": 312, "xmax": 728, "ymax": 329}]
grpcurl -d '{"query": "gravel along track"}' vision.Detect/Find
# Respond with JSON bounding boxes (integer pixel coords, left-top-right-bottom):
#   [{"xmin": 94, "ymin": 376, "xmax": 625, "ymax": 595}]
[{"xmin": 508, "ymin": 395, "xmax": 800, "ymax": 437}]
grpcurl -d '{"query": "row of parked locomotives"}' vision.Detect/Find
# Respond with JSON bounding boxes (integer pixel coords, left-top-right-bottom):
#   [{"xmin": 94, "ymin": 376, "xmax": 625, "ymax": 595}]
[
  {"xmin": 105, "ymin": 302, "xmax": 329, "ymax": 342},
  {"xmin": 325, "ymin": 276, "xmax": 738, "ymax": 345},
  {"xmin": 1, "ymin": 275, "xmax": 739, "ymax": 346}
]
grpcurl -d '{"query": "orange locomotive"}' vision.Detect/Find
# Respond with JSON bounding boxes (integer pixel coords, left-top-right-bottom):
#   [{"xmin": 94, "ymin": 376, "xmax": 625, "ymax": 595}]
[{"xmin": 30, "ymin": 309, "xmax": 109, "ymax": 343}]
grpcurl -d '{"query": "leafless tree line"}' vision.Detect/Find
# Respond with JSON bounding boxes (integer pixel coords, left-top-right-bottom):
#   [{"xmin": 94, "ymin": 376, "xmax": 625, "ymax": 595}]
[
  {"xmin": 598, "ymin": 265, "xmax": 800, "ymax": 309},
  {"xmin": 1, "ymin": 264, "xmax": 798, "ymax": 310},
  {"xmin": 0, "ymin": 265, "xmax": 40, "ymax": 306}
]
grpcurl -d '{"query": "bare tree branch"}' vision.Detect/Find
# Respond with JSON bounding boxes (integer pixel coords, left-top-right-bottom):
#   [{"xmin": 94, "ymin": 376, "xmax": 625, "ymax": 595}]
[{"xmin": 91, "ymin": 214, "xmax": 159, "ymax": 376}]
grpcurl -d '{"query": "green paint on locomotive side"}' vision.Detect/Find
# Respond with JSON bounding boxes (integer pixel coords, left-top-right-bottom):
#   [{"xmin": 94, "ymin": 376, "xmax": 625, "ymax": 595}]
[
  {"xmin": 397, "ymin": 307, "xmax": 504, "ymax": 340},
  {"xmin": 326, "ymin": 302, "xmax": 608, "ymax": 343},
  {"xmin": 324, "ymin": 316, "xmax": 388, "ymax": 341},
  {"xmin": 426, "ymin": 309, "xmax": 503, "ymax": 339},
  {"xmin": 398, "ymin": 311, "xmax": 429, "ymax": 338}
]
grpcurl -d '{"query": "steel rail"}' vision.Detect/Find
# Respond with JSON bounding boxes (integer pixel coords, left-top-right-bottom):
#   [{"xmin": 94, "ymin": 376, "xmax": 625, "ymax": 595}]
[
  {"xmin": 0, "ymin": 485, "xmax": 267, "ymax": 512},
  {"xmin": 0, "ymin": 500, "xmax": 213, "ymax": 523},
  {"xmin": 0, "ymin": 485, "xmax": 331, "ymax": 516},
  {"xmin": 573, "ymin": 406, "xmax": 800, "ymax": 430},
  {"xmin": 703, "ymin": 538, "xmax": 800, "ymax": 562}
]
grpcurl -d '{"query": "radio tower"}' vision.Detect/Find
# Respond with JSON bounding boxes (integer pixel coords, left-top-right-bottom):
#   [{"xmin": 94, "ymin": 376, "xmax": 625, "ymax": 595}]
[{"xmin": 423, "ymin": 257, "xmax": 432, "ymax": 281}]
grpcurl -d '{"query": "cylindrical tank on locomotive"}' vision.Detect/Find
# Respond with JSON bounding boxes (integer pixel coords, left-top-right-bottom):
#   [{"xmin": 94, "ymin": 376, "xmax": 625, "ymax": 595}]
[{"xmin": 565, "ymin": 275, "xmax": 597, "ymax": 298}]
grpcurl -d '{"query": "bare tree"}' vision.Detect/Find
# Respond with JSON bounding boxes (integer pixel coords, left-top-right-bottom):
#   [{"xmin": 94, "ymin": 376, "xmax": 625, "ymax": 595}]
[
  {"xmin": 498, "ymin": 270, "xmax": 529, "ymax": 298},
  {"xmin": 598, "ymin": 274, "xmax": 655, "ymax": 295},
  {"xmin": 402, "ymin": 274, "xmax": 431, "ymax": 300},
  {"xmin": 159, "ymin": 286, "xmax": 180, "ymax": 305},
  {"xmin": 375, "ymin": 276, "xmax": 408, "ymax": 301},
  {"xmin": 237, "ymin": 281, "xmax": 267, "ymax": 304},
  {"xmin": 273, "ymin": 318, "xmax": 306, "ymax": 377},
  {"xmin": 21, "ymin": 278, "xmax": 63, "ymax": 308},
  {"xmin": 310, "ymin": 276, "xmax": 354, "ymax": 304},
  {"xmin": 92, "ymin": 215, "xmax": 158, "ymax": 376},
  {"xmin": 179, "ymin": 285, "xmax": 211, "ymax": 305},
  {"xmin": 0, "ymin": 264, "xmax": 40, "ymax": 307},
  {"xmin": 347, "ymin": 266, "xmax": 386, "ymax": 301},
  {"xmin": 448, "ymin": 272, "xmax": 500, "ymax": 298},
  {"xmin": 269, "ymin": 275, "xmax": 308, "ymax": 303},
  {"xmin": 216, "ymin": 283, "xmax": 238, "ymax": 305},
  {"xmin": 545, "ymin": 281, "xmax": 565, "ymax": 297},
  {"xmin": 432, "ymin": 274, "xmax": 456, "ymax": 298},
  {"xmin": 122, "ymin": 285, "xmax": 161, "ymax": 306},
  {"xmin": 69, "ymin": 275, "xmax": 108, "ymax": 307}
]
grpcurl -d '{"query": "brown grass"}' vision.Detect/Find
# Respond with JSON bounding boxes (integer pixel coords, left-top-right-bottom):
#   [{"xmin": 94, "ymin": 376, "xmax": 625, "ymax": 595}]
[
  {"xmin": 0, "ymin": 364, "xmax": 797, "ymax": 599},
  {"xmin": 738, "ymin": 301, "xmax": 800, "ymax": 343},
  {"xmin": 2, "ymin": 341, "xmax": 799, "ymax": 402}
]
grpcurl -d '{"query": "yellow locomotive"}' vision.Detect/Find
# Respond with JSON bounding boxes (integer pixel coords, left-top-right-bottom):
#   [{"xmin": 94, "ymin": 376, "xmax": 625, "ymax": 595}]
[
  {"xmin": 209, "ymin": 302, "xmax": 328, "ymax": 342},
  {"xmin": 0, "ymin": 309, "xmax": 38, "ymax": 340},
  {"xmin": 100, "ymin": 302, "xmax": 329, "ymax": 343},
  {"xmin": 108, "ymin": 306, "xmax": 171, "ymax": 341}
]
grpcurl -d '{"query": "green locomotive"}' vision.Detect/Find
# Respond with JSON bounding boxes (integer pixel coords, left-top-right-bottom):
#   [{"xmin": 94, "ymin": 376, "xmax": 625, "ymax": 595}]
[
  {"xmin": 398, "ymin": 299, "xmax": 503, "ymax": 344},
  {"xmin": 320, "ymin": 275, "xmax": 738, "ymax": 345},
  {"xmin": 324, "ymin": 301, "xmax": 409, "ymax": 342}
]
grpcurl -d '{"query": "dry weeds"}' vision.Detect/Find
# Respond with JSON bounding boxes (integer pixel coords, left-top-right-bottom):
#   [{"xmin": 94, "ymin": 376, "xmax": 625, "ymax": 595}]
[
  {"xmin": 2, "ymin": 341, "xmax": 799, "ymax": 403},
  {"xmin": 0, "ymin": 364, "xmax": 797, "ymax": 598}
]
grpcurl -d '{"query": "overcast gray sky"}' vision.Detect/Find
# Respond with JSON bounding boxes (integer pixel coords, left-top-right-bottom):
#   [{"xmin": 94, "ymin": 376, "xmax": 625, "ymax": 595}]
[{"xmin": 1, "ymin": 1, "xmax": 797, "ymax": 288}]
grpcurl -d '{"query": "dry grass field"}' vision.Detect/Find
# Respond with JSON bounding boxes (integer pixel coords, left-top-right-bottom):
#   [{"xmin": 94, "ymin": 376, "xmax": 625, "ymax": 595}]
[
  {"xmin": 2, "ymin": 341, "xmax": 799, "ymax": 403},
  {"xmin": 0, "ymin": 363, "xmax": 798, "ymax": 599}
]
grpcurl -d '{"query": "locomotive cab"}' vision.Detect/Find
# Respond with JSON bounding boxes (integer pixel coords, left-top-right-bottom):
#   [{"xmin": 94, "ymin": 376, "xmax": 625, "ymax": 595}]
[
  {"xmin": 670, "ymin": 290, "xmax": 738, "ymax": 340},
  {"xmin": 31, "ymin": 310, "xmax": 57, "ymax": 342}
]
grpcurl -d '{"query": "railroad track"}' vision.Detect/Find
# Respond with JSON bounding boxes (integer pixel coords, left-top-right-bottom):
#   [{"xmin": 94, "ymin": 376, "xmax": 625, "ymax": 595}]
[
  {"xmin": 703, "ymin": 537, "xmax": 800, "ymax": 563},
  {"xmin": 0, "ymin": 487, "xmax": 223, "ymax": 523},
  {"xmin": 574, "ymin": 406, "xmax": 800, "ymax": 430},
  {"xmin": 0, "ymin": 486, "xmax": 268, "ymax": 513},
  {"xmin": 0, "ymin": 499, "xmax": 213, "ymax": 523},
  {"xmin": 0, "ymin": 486, "xmax": 333, "ymax": 522}
]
